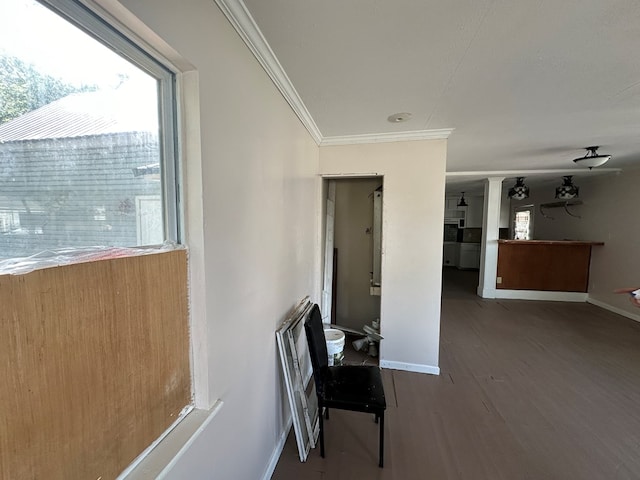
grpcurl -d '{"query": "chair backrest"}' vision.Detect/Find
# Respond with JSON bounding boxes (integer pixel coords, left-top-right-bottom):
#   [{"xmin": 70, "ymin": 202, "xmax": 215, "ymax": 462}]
[{"xmin": 304, "ymin": 304, "xmax": 328, "ymax": 394}]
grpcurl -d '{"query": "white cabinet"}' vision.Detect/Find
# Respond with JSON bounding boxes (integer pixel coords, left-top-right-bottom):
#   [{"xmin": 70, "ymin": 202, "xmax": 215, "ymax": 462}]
[
  {"xmin": 444, "ymin": 196, "xmax": 466, "ymax": 222},
  {"xmin": 457, "ymin": 243, "xmax": 481, "ymax": 269},
  {"xmin": 464, "ymin": 195, "xmax": 483, "ymax": 228},
  {"xmin": 443, "ymin": 243, "xmax": 458, "ymax": 267},
  {"xmin": 445, "ymin": 196, "xmax": 460, "ymax": 211}
]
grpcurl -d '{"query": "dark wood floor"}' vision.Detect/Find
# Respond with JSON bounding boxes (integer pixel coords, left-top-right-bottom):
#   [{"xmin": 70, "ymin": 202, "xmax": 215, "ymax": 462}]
[{"xmin": 272, "ymin": 269, "xmax": 640, "ymax": 479}]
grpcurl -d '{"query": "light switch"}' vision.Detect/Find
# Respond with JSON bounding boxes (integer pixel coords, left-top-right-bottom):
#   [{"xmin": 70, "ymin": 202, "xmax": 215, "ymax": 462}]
[{"xmin": 496, "ymin": 276, "xmax": 502, "ymax": 284}]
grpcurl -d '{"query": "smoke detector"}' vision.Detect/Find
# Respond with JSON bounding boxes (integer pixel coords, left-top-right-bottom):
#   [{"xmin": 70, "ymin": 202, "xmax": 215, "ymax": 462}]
[{"xmin": 387, "ymin": 112, "xmax": 412, "ymax": 123}]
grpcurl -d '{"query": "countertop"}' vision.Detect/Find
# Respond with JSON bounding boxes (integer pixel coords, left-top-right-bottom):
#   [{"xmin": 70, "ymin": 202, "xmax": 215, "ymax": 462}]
[{"xmin": 498, "ymin": 240, "xmax": 604, "ymax": 246}]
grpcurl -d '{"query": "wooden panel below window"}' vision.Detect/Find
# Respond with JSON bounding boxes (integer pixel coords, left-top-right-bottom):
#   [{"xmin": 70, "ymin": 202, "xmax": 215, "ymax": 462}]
[
  {"xmin": 0, "ymin": 249, "xmax": 190, "ymax": 480},
  {"xmin": 496, "ymin": 241, "xmax": 597, "ymax": 292}
]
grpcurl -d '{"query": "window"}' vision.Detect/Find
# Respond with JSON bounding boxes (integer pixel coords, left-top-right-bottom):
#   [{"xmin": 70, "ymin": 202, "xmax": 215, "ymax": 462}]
[
  {"xmin": 514, "ymin": 206, "xmax": 534, "ymax": 240},
  {"xmin": 1, "ymin": 3, "xmax": 191, "ymax": 479},
  {"xmin": 0, "ymin": 0, "xmax": 178, "ymax": 260}
]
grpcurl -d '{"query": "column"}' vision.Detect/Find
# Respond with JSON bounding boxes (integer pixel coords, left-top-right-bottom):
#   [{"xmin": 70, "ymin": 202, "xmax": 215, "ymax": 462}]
[{"xmin": 477, "ymin": 177, "xmax": 504, "ymax": 298}]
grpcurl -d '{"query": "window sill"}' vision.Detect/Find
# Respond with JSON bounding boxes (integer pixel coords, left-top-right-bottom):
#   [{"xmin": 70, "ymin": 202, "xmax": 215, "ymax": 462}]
[{"xmin": 118, "ymin": 400, "xmax": 224, "ymax": 480}]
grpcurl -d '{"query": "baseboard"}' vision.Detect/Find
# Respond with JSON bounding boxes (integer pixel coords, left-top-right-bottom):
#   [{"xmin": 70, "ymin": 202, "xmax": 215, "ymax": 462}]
[
  {"xmin": 260, "ymin": 416, "xmax": 293, "ymax": 480},
  {"xmin": 493, "ymin": 289, "xmax": 588, "ymax": 302},
  {"xmin": 478, "ymin": 286, "xmax": 496, "ymax": 298},
  {"xmin": 587, "ymin": 297, "xmax": 640, "ymax": 323},
  {"xmin": 379, "ymin": 359, "xmax": 440, "ymax": 375}
]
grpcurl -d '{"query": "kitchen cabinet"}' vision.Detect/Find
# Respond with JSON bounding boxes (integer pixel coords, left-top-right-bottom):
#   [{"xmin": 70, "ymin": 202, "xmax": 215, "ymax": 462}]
[
  {"xmin": 496, "ymin": 240, "xmax": 604, "ymax": 292},
  {"xmin": 444, "ymin": 197, "xmax": 466, "ymax": 224},
  {"xmin": 458, "ymin": 243, "xmax": 481, "ymax": 269},
  {"xmin": 445, "ymin": 196, "xmax": 462, "ymax": 211},
  {"xmin": 451, "ymin": 194, "xmax": 510, "ymax": 229},
  {"xmin": 443, "ymin": 242, "xmax": 458, "ymax": 267},
  {"xmin": 464, "ymin": 195, "xmax": 483, "ymax": 228}
]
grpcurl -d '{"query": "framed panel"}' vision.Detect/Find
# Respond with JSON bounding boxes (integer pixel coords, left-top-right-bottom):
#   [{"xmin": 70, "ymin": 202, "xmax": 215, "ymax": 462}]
[{"xmin": 276, "ymin": 297, "xmax": 319, "ymax": 461}]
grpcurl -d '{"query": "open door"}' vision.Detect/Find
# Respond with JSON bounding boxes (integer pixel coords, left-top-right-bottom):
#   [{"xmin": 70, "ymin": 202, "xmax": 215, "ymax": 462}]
[{"xmin": 321, "ymin": 180, "xmax": 336, "ymax": 325}]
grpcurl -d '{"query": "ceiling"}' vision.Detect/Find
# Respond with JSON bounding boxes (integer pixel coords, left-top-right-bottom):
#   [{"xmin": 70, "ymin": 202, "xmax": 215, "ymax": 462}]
[{"xmin": 218, "ymin": 1, "xmax": 640, "ymax": 192}]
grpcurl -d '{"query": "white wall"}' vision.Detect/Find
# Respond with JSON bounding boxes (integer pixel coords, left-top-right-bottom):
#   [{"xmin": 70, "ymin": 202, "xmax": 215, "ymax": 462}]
[
  {"xmin": 114, "ymin": 0, "xmax": 320, "ymax": 478},
  {"xmin": 320, "ymin": 140, "xmax": 447, "ymax": 373},
  {"xmin": 513, "ymin": 169, "xmax": 640, "ymax": 319}
]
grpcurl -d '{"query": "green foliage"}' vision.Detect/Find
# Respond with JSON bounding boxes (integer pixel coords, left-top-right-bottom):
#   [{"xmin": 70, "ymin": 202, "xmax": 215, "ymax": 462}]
[{"xmin": 0, "ymin": 54, "xmax": 94, "ymax": 124}]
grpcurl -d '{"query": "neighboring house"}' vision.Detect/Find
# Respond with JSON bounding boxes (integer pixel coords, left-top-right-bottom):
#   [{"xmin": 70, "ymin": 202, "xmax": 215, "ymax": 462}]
[{"xmin": 0, "ymin": 88, "xmax": 162, "ymax": 259}]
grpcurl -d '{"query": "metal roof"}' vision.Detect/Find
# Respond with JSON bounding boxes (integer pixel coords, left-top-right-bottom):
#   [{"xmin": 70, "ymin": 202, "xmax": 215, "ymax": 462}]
[{"xmin": 0, "ymin": 87, "xmax": 158, "ymax": 142}]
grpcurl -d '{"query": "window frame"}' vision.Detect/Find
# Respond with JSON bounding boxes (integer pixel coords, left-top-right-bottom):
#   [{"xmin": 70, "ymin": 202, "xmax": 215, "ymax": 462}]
[{"xmin": 513, "ymin": 204, "xmax": 535, "ymax": 240}]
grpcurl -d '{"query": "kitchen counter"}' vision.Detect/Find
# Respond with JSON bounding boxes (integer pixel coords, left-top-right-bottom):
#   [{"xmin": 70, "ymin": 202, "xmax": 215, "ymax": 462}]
[
  {"xmin": 497, "ymin": 239, "xmax": 604, "ymax": 292},
  {"xmin": 498, "ymin": 240, "xmax": 604, "ymax": 246}
]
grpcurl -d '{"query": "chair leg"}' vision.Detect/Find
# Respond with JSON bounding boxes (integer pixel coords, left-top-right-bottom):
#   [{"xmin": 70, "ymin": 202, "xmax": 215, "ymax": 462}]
[
  {"xmin": 325, "ymin": 407, "xmax": 329, "ymax": 420},
  {"xmin": 319, "ymin": 406, "xmax": 325, "ymax": 458},
  {"xmin": 378, "ymin": 411, "xmax": 384, "ymax": 468}
]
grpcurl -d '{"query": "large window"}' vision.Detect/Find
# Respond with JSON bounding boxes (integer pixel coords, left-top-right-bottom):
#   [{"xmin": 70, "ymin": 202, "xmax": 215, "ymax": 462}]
[
  {"xmin": 0, "ymin": 0, "xmax": 178, "ymax": 260},
  {"xmin": 1, "ymin": 3, "xmax": 190, "ymax": 478}
]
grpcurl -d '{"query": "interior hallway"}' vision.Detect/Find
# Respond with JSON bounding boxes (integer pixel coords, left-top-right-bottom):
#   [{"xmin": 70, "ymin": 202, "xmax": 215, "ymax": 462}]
[{"xmin": 271, "ymin": 269, "xmax": 640, "ymax": 479}]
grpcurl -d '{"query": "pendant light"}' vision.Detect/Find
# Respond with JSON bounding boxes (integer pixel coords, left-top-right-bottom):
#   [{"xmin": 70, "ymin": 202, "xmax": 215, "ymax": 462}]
[
  {"xmin": 555, "ymin": 176, "xmax": 579, "ymax": 200},
  {"xmin": 457, "ymin": 192, "xmax": 468, "ymax": 207},
  {"xmin": 507, "ymin": 177, "xmax": 529, "ymax": 200},
  {"xmin": 573, "ymin": 146, "xmax": 610, "ymax": 169}
]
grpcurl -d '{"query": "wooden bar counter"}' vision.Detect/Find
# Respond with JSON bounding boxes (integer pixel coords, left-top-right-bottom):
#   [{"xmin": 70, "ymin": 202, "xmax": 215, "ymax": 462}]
[{"xmin": 496, "ymin": 240, "xmax": 604, "ymax": 292}]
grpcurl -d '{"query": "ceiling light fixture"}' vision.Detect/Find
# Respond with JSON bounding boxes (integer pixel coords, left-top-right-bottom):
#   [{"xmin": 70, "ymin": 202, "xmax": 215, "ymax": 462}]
[
  {"xmin": 507, "ymin": 177, "xmax": 530, "ymax": 200},
  {"xmin": 457, "ymin": 192, "xmax": 468, "ymax": 207},
  {"xmin": 573, "ymin": 146, "xmax": 611, "ymax": 169},
  {"xmin": 555, "ymin": 176, "xmax": 579, "ymax": 200},
  {"xmin": 387, "ymin": 112, "xmax": 412, "ymax": 123}
]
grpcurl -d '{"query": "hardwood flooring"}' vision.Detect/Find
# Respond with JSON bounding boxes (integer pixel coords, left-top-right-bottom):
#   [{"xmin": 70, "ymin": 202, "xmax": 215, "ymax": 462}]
[{"xmin": 271, "ymin": 269, "xmax": 640, "ymax": 479}]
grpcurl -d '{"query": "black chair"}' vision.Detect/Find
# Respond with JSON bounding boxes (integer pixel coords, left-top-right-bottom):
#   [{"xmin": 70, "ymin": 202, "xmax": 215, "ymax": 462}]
[{"xmin": 304, "ymin": 304, "xmax": 387, "ymax": 467}]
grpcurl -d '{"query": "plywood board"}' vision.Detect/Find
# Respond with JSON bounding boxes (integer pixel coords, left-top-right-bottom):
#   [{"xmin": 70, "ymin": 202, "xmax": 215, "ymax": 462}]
[{"xmin": 0, "ymin": 250, "xmax": 190, "ymax": 480}]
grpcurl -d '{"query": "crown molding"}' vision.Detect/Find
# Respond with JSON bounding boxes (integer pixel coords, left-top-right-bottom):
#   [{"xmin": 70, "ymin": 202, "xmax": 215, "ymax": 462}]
[
  {"xmin": 214, "ymin": 1, "xmax": 455, "ymax": 147},
  {"xmin": 320, "ymin": 129, "xmax": 454, "ymax": 146},
  {"xmin": 446, "ymin": 168, "xmax": 622, "ymax": 178},
  {"xmin": 214, "ymin": 0, "xmax": 323, "ymax": 144}
]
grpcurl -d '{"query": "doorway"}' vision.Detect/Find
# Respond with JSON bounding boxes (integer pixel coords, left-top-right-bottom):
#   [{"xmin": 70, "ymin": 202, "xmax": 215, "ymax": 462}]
[{"xmin": 322, "ymin": 177, "xmax": 383, "ymax": 363}]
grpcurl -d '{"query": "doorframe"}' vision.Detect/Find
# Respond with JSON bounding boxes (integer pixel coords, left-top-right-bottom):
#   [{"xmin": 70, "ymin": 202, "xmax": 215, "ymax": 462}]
[{"xmin": 320, "ymin": 175, "xmax": 384, "ymax": 327}]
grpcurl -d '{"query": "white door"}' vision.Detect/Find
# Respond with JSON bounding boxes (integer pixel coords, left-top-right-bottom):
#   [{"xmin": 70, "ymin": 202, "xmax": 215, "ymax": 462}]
[
  {"xmin": 136, "ymin": 195, "xmax": 163, "ymax": 245},
  {"xmin": 321, "ymin": 181, "xmax": 336, "ymax": 325}
]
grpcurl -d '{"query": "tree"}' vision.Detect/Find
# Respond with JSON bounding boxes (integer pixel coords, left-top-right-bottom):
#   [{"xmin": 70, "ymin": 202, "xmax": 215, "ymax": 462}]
[{"xmin": 0, "ymin": 54, "xmax": 94, "ymax": 124}]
